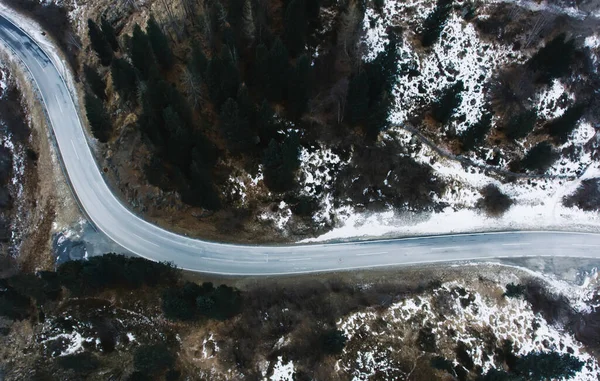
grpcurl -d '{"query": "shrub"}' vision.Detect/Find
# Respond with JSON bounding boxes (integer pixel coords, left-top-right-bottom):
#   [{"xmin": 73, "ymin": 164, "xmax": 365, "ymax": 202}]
[
  {"xmin": 514, "ymin": 351, "xmax": 584, "ymax": 380},
  {"xmin": 57, "ymin": 254, "xmax": 179, "ymax": 295},
  {"xmin": 461, "ymin": 112, "xmax": 493, "ymax": 152},
  {"xmin": 503, "ymin": 110, "xmax": 537, "ymax": 140},
  {"xmin": 544, "ymin": 104, "xmax": 586, "ymax": 144},
  {"xmin": 321, "ymin": 329, "xmax": 347, "ymax": 354},
  {"xmin": 57, "ymin": 352, "xmax": 100, "ymax": 374},
  {"xmin": 133, "ymin": 344, "xmax": 176, "ymax": 375},
  {"xmin": 563, "ymin": 179, "xmax": 600, "ymax": 211},
  {"xmin": 476, "ymin": 184, "xmax": 513, "ymax": 216},
  {"xmin": 503, "ymin": 283, "xmax": 526, "ymax": 298},
  {"xmin": 431, "ymin": 81, "xmax": 464, "ymax": 125},
  {"xmin": 162, "ymin": 281, "xmax": 242, "ymax": 321},
  {"xmin": 528, "ymin": 33, "xmax": 577, "ymax": 85},
  {"xmin": 417, "ymin": 326, "xmax": 437, "ymax": 352},
  {"xmin": 421, "ymin": 0, "xmax": 454, "ymax": 47}
]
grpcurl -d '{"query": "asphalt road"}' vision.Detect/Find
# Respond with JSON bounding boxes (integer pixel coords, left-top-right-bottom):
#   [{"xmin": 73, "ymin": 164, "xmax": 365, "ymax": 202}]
[{"xmin": 1, "ymin": 11, "xmax": 599, "ymax": 275}]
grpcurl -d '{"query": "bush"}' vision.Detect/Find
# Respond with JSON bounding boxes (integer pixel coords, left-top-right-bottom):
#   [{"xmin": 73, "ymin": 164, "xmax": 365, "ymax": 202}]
[
  {"xmin": 57, "ymin": 254, "xmax": 179, "ymax": 295},
  {"xmin": 503, "ymin": 110, "xmax": 537, "ymax": 140},
  {"xmin": 476, "ymin": 184, "xmax": 513, "ymax": 216},
  {"xmin": 519, "ymin": 142, "xmax": 558, "ymax": 172},
  {"xmin": 514, "ymin": 351, "xmax": 583, "ymax": 380},
  {"xmin": 162, "ymin": 281, "xmax": 242, "ymax": 321},
  {"xmin": 503, "ymin": 283, "xmax": 526, "ymax": 298},
  {"xmin": 133, "ymin": 344, "xmax": 176, "ymax": 375},
  {"xmin": 528, "ymin": 33, "xmax": 577, "ymax": 85},
  {"xmin": 563, "ymin": 179, "xmax": 600, "ymax": 211},
  {"xmin": 461, "ymin": 112, "xmax": 493, "ymax": 152},
  {"xmin": 544, "ymin": 104, "xmax": 586, "ymax": 144},
  {"xmin": 421, "ymin": 0, "xmax": 454, "ymax": 47},
  {"xmin": 57, "ymin": 352, "xmax": 100, "ymax": 374},
  {"xmin": 431, "ymin": 81, "xmax": 464, "ymax": 125},
  {"xmin": 417, "ymin": 326, "xmax": 436, "ymax": 352},
  {"xmin": 321, "ymin": 329, "xmax": 347, "ymax": 354}
]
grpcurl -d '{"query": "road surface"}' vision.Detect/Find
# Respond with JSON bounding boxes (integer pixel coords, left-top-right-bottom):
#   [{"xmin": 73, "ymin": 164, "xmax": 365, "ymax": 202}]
[{"xmin": 0, "ymin": 11, "xmax": 599, "ymax": 275}]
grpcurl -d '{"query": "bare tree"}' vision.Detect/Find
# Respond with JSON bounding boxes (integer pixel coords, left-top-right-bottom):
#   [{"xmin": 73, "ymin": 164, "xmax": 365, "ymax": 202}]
[
  {"xmin": 241, "ymin": 0, "xmax": 256, "ymax": 42},
  {"xmin": 337, "ymin": 1, "xmax": 363, "ymax": 59},
  {"xmin": 181, "ymin": 66, "xmax": 204, "ymax": 109},
  {"xmin": 330, "ymin": 78, "xmax": 349, "ymax": 124},
  {"xmin": 181, "ymin": 0, "xmax": 197, "ymax": 23}
]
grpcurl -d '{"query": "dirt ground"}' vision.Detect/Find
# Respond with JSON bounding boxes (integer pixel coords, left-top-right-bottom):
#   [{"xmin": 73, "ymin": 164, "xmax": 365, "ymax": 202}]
[{"xmin": 0, "ymin": 49, "xmax": 83, "ymax": 271}]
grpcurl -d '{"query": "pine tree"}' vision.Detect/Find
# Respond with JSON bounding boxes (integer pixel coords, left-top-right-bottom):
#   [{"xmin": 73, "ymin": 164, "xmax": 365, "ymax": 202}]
[
  {"xmin": 88, "ymin": 19, "xmax": 113, "ymax": 66},
  {"xmin": 100, "ymin": 17, "xmax": 119, "ymax": 51},
  {"xmin": 528, "ymin": 33, "xmax": 577, "ymax": 85},
  {"xmin": 262, "ymin": 134, "xmax": 300, "ymax": 193},
  {"xmin": 184, "ymin": 160, "xmax": 221, "ymax": 210},
  {"xmin": 129, "ymin": 24, "xmax": 156, "ymax": 80},
  {"xmin": 205, "ymin": 48, "xmax": 241, "ymax": 107},
  {"xmin": 163, "ymin": 106, "xmax": 192, "ymax": 168},
  {"xmin": 241, "ymin": 0, "xmax": 255, "ymax": 41},
  {"xmin": 365, "ymin": 96, "xmax": 391, "ymax": 141},
  {"xmin": 257, "ymin": 100, "xmax": 278, "ymax": 146},
  {"xmin": 266, "ymin": 38, "xmax": 290, "ymax": 101},
  {"xmin": 190, "ymin": 43, "xmax": 208, "ymax": 77},
  {"xmin": 110, "ymin": 58, "xmax": 138, "ymax": 102},
  {"xmin": 147, "ymin": 16, "xmax": 174, "ymax": 71},
  {"xmin": 421, "ymin": 0, "xmax": 453, "ymax": 48},
  {"xmin": 345, "ymin": 70, "xmax": 370, "ymax": 125},
  {"xmin": 287, "ymin": 54, "xmax": 312, "ymax": 119},
  {"xmin": 219, "ymin": 98, "xmax": 253, "ymax": 153},
  {"xmin": 544, "ymin": 104, "xmax": 585, "ymax": 144},
  {"xmin": 254, "ymin": 43, "xmax": 269, "ymax": 92},
  {"xmin": 83, "ymin": 65, "xmax": 106, "ymax": 101},
  {"xmin": 284, "ymin": 0, "xmax": 307, "ymax": 56},
  {"xmin": 460, "ymin": 111, "xmax": 493, "ymax": 152},
  {"xmin": 181, "ymin": 65, "xmax": 203, "ymax": 109},
  {"xmin": 504, "ymin": 109, "xmax": 537, "ymax": 140},
  {"xmin": 514, "ymin": 351, "xmax": 584, "ymax": 381},
  {"xmin": 84, "ymin": 91, "xmax": 112, "ymax": 143},
  {"xmin": 431, "ymin": 81, "xmax": 464, "ymax": 125},
  {"xmin": 520, "ymin": 142, "xmax": 558, "ymax": 172}
]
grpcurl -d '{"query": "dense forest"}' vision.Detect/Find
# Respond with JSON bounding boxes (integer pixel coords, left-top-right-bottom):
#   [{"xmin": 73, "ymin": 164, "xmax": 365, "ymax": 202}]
[{"xmin": 77, "ymin": 0, "xmax": 446, "ymax": 221}]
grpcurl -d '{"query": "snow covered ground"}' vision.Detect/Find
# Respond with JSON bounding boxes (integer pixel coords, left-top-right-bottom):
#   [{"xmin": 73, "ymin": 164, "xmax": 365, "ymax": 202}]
[
  {"xmin": 337, "ymin": 266, "xmax": 600, "ymax": 380},
  {"xmin": 294, "ymin": 0, "xmax": 600, "ymax": 243}
]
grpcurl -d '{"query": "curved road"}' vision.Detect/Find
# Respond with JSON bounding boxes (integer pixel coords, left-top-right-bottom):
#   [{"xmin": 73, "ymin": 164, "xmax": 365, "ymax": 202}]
[{"xmin": 0, "ymin": 11, "xmax": 599, "ymax": 275}]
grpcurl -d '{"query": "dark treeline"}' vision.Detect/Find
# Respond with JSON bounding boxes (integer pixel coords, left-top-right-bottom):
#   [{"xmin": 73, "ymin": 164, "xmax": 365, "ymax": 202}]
[{"xmin": 82, "ymin": 0, "xmax": 408, "ymax": 212}]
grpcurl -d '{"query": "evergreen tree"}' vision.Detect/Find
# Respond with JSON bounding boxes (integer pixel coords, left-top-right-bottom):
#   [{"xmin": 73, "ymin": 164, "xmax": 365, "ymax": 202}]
[
  {"xmin": 421, "ymin": 0, "xmax": 453, "ymax": 47},
  {"xmin": 504, "ymin": 109, "xmax": 537, "ymax": 140},
  {"xmin": 284, "ymin": 0, "xmax": 307, "ymax": 57},
  {"xmin": 287, "ymin": 54, "xmax": 312, "ymax": 119},
  {"xmin": 528, "ymin": 34, "xmax": 577, "ymax": 85},
  {"xmin": 254, "ymin": 43, "xmax": 269, "ymax": 92},
  {"xmin": 262, "ymin": 134, "xmax": 300, "ymax": 193},
  {"xmin": 219, "ymin": 98, "xmax": 254, "ymax": 153},
  {"xmin": 345, "ymin": 70, "xmax": 370, "ymax": 125},
  {"xmin": 129, "ymin": 24, "xmax": 156, "ymax": 80},
  {"xmin": 190, "ymin": 43, "xmax": 208, "ymax": 77},
  {"xmin": 321, "ymin": 330, "xmax": 347, "ymax": 354},
  {"xmin": 162, "ymin": 106, "xmax": 191, "ymax": 168},
  {"xmin": 431, "ymin": 81, "xmax": 464, "ymax": 125},
  {"xmin": 110, "ymin": 58, "xmax": 138, "ymax": 103},
  {"xmin": 83, "ymin": 64, "xmax": 106, "ymax": 100},
  {"xmin": 256, "ymin": 100, "xmax": 278, "ymax": 146},
  {"xmin": 147, "ymin": 16, "xmax": 175, "ymax": 71},
  {"xmin": 520, "ymin": 142, "xmax": 558, "ymax": 172},
  {"xmin": 184, "ymin": 160, "xmax": 221, "ymax": 210},
  {"xmin": 514, "ymin": 351, "xmax": 583, "ymax": 381},
  {"xmin": 365, "ymin": 96, "xmax": 391, "ymax": 141},
  {"xmin": 266, "ymin": 38, "xmax": 290, "ymax": 101},
  {"xmin": 88, "ymin": 19, "xmax": 113, "ymax": 66},
  {"xmin": 460, "ymin": 111, "xmax": 493, "ymax": 151},
  {"xmin": 206, "ymin": 48, "xmax": 240, "ymax": 107},
  {"xmin": 544, "ymin": 104, "xmax": 586, "ymax": 144},
  {"xmin": 84, "ymin": 91, "xmax": 112, "ymax": 143},
  {"xmin": 100, "ymin": 17, "xmax": 119, "ymax": 51}
]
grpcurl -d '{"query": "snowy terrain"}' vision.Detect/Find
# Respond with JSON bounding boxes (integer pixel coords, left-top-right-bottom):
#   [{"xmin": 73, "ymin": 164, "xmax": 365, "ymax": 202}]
[
  {"xmin": 285, "ymin": 0, "xmax": 600, "ymax": 242},
  {"xmin": 337, "ymin": 266, "xmax": 600, "ymax": 380}
]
